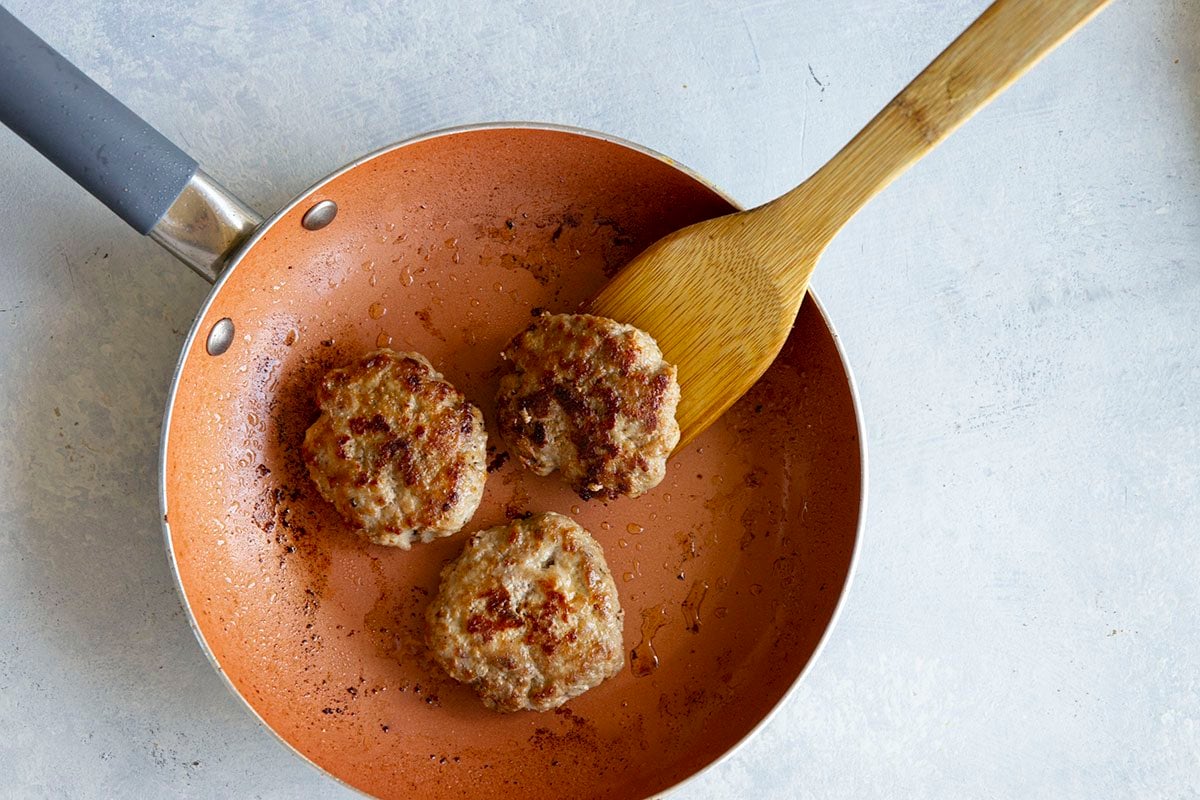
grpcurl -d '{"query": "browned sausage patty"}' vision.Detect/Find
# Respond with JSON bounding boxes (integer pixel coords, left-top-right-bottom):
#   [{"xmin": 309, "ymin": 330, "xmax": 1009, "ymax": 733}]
[
  {"xmin": 301, "ymin": 349, "xmax": 486, "ymax": 548},
  {"xmin": 495, "ymin": 313, "xmax": 680, "ymax": 500},
  {"xmin": 425, "ymin": 513, "xmax": 624, "ymax": 712}
]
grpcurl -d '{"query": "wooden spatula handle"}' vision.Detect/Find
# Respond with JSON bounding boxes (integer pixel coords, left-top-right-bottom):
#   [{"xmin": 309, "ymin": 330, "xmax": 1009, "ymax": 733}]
[{"xmin": 765, "ymin": 0, "xmax": 1112, "ymax": 247}]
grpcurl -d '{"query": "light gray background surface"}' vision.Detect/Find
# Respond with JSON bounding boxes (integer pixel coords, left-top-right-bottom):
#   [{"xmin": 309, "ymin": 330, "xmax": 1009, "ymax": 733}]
[{"xmin": 1, "ymin": 1, "xmax": 1197, "ymax": 797}]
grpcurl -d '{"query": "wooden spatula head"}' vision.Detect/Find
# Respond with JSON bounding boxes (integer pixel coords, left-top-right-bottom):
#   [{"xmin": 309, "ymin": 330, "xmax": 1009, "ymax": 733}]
[{"xmin": 589, "ymin": 208, "xmax": 818, "ymax": 448}]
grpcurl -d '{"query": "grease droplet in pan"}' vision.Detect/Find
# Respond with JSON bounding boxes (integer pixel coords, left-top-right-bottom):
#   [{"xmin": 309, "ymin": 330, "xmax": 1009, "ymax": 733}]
[
  {"xmin": 681, "ymin": 580, "xmax": 708, "ymax": 633},
  {"xmin": 630, "ymin": 604, "xmax": 669, "ymax": 678}
]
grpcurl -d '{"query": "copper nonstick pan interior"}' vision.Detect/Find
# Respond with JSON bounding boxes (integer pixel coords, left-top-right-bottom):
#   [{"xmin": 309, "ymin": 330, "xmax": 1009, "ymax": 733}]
[{"xmin": 162, "ymin": 127, "xmax": 862, "ymax": 799}]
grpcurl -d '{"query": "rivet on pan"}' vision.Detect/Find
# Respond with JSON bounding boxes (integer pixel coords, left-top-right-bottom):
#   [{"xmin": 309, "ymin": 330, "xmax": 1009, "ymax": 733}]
[
  {"xmin": 206, "ymin": 318, "xmax": 235, "ymax": 356},
  {"xmin": 301, "ymin": 200, "xmax": 338, "ymax": 230}
]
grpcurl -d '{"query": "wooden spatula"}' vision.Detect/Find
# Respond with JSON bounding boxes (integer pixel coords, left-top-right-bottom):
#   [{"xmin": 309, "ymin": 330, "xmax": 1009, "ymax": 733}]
[{"xmin": 591, "ymin": 0, "xmax": 1112, "ymax": 448}]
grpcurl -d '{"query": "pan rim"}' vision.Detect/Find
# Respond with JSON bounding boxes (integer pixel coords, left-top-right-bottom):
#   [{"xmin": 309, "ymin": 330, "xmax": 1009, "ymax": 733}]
[{"xmin": 157, "ymin": 121, "xmax": 867, "ymax": 800}]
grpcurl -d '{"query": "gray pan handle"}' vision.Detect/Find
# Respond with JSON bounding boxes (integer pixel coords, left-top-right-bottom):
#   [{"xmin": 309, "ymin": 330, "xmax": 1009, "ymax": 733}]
[{"xmin": 0, "ymin": 6, "xmax": 262, "ymax": 282}]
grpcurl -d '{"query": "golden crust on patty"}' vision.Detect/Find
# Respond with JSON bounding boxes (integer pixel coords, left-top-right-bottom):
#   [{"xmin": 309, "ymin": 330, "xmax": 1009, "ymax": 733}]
[
  {"xmin": 302, "ymin": 349, "xmax": 486, "ymax": 548},
  {"xmin": 495, "ymin": 313, "xmax": 680, "ymax": 500},
  {"xmin": 425, "ymin": 513, "xmax": 625, "ymax": 712}
]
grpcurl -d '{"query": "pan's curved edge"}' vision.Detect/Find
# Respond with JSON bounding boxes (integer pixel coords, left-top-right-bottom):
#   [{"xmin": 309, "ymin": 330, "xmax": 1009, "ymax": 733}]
[{"xmin": 157, "ymin": 121, "xmax": 867, "ymax": 800}]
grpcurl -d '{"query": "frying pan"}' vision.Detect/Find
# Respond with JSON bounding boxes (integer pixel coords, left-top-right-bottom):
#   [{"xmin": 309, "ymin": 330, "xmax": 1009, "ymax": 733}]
[{"xmin": 0, "ymin": 8, "xmax": 864, "ymax": 798}]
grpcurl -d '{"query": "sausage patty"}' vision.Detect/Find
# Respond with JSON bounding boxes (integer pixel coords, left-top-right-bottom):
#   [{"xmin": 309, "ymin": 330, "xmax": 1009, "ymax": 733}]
[
  {"xmin": 425, "ymin": 512, "xmax": 624, "ymax": 712},
  {"xmin": 301, "ymin": 349, "xmax": 486, "ymax": 548},
  {"xmin": 495, "ymin": 313, "xmax": 680, "ymax": 500}
]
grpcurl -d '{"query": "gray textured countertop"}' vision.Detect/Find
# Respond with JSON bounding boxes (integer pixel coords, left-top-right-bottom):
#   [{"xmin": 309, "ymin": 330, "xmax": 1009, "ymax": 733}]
[{"xmin": 2, "ymin": 1, "xmax": 1198, "ymax": 797}]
